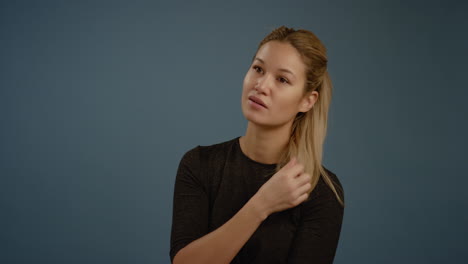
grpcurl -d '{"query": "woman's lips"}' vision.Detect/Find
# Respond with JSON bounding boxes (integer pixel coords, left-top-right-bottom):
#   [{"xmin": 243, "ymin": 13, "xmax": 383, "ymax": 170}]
[
  {"xmin": 248, "ymin": 98, "xmax": 267, "ymax": 109},
  {"xmin": 248, "ymin": 96, "xmax": 267, "ymax": 108}
]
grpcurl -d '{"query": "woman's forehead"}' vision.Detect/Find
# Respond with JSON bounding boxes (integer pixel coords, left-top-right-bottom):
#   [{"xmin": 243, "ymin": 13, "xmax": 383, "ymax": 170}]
[{"xmin": 256, "ymin": 41, "xmax": 305, "ymax": 77}]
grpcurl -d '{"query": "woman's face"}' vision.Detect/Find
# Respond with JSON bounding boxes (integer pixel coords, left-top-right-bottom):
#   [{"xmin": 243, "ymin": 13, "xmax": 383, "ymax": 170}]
[{"xmin": 241, "ymin": 40, "xmax": 317, "ymax": 128}]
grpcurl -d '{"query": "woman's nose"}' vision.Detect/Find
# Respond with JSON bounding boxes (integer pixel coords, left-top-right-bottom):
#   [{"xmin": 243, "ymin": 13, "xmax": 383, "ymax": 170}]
[{"xmin": 255, "ymin": 74, "xmax": 272, "ymax": 94}]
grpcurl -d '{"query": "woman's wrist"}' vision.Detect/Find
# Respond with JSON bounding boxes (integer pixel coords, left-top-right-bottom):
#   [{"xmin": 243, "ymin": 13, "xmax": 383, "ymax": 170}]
[{"xmin": 249, "ymin": 192, "xmax": 271, "ymax": 221}]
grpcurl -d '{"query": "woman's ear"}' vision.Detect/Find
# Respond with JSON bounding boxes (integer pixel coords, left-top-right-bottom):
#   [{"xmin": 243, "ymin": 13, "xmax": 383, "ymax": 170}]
[{"xmin": 298, "ymin": 91, "xmax": 318, "ymax": 113}]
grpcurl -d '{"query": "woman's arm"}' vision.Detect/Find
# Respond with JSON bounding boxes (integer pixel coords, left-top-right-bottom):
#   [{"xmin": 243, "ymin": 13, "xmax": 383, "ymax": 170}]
[
  {"xmin": 170, "ymin": 149, "xmax": 311, "ymax": 264},
  {"xmin": 173, "ymin": 193, "xmax": 268, "ymax": 264}
]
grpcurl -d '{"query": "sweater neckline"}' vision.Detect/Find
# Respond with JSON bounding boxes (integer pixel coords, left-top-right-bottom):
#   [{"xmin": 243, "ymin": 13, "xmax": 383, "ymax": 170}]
[{"xmin": 234, "ymin": 136, "xmax": 278, "ymax": 169}]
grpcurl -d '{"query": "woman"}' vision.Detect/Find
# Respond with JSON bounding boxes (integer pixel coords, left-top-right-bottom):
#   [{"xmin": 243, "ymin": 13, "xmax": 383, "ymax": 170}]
[{"xmin": 170, "ymin": 26, "xmax": 345, "ymax": 264}]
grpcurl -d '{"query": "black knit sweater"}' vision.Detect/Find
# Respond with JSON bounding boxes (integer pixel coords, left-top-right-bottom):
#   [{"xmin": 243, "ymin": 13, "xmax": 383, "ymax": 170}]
[{"xmin": 170, "ymin": 136, "xmax": 344, "ymax": 264}]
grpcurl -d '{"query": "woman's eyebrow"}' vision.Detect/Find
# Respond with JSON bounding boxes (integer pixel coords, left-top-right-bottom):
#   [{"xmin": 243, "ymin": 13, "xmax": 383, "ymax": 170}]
[{"xmin": 254, "ymin": 57, "xmax": 295, "ymax": 78}]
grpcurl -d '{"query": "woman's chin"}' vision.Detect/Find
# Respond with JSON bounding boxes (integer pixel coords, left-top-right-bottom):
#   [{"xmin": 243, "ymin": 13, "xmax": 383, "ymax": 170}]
[{"xmin": 244, "ymin": 115, "xmax": 274, "ymax": 128}]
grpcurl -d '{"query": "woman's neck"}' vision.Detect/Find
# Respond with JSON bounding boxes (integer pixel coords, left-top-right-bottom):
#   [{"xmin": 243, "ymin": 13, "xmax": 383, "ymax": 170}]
[{"xmin": 239, "ymin": 121, "xmax": 292, "ymax": 165}]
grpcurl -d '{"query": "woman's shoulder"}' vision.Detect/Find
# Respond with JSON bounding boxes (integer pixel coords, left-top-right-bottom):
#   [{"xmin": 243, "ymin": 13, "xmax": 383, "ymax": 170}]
[
  {"xmin": 322, "ymin": 165, "xmax": 343, "ymax": 190},
  {"xmin": 198, "ymin": 136, "xmax": 239, "ymax": 152},
  {"xmin": 312, "ymin": 165, "xmax": 345, "ymax": 204},
  {"xmin": 176, "ymin": 137, "xmax": 239, "ymax": 188},
  {"xmin": 180, "ymin": 136, "xmax": 239, "ymax": 165}
]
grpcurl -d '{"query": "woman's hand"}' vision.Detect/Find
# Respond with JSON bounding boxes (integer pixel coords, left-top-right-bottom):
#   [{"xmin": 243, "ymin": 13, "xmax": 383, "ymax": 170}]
[{"xmin": 254, "ymin": 157, "xmax": 312, "ymax": 217}]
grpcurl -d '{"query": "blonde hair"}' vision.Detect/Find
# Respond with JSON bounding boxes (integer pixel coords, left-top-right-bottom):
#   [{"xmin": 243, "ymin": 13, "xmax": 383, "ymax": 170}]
[{"xmin": 253, "ymin": 26, "xmax": 344, "ymax": 207}]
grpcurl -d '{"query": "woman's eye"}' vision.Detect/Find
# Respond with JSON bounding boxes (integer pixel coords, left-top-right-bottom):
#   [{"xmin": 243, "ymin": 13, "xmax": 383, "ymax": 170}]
[
  {"xmin": 252, "ymin": 66, "xmax": 288, "ymax": 84},
  {"xmin": 253, "ymin": 66, "xmax": 263, "ymax": 73}
]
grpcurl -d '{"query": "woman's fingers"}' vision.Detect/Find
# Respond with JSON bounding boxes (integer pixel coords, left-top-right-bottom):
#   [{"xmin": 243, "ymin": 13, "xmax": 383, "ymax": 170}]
[
  {"xmin": 286, "ymin": 162, "xmax": 304, "ymax": 178},
  {"xmin": 260, "ymin": 157, "xmax": 314, "ymax": 212},
  {"xmin": 292, "ymin": 192, "xmax": 309, "ymax": 205},
  {"xmin": 285, "ymin": 157, "xmax": 296, "ymax": 169},
  {"xmin": 295, "ymin": 172, "xmax": 311, "ymax": 186},
  {"xmin": 295, "ymin": 182, "xmax": 312, "ymax": 196}
]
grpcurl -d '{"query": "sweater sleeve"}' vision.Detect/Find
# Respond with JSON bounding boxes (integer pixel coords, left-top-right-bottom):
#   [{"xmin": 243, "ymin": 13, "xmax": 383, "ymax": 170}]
[
  {"xmin": 286, "ymin": 173, "xmax": 345, "ymax": 264},
  {"xmin": 169, "ymin": 146, "xmax": 210, "ymax": 263}
]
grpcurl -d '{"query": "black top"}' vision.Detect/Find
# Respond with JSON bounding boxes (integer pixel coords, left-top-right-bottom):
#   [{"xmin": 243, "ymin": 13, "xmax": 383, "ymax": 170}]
[{"xmin": 170, "ymin": 136, "xmax": 344, "ymax": 264}]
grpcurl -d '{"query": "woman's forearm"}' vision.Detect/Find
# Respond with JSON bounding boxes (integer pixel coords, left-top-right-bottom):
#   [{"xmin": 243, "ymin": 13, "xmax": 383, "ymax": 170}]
[{"xmin": 173, "ymin": 193, "xmax": 270, "ymax": 264}]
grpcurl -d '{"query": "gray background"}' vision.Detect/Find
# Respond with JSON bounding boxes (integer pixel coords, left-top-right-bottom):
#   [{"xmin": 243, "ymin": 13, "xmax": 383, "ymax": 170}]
[{"xmin": 1, "ymin": 0, "xmax": 467, "ymax": 263}]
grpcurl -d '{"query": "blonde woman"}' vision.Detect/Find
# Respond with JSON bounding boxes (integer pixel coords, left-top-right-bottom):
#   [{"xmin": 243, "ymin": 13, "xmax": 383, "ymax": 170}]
[{"xmin": 170, "ymin": 26, "xmax": 345, "ymax": 264}]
